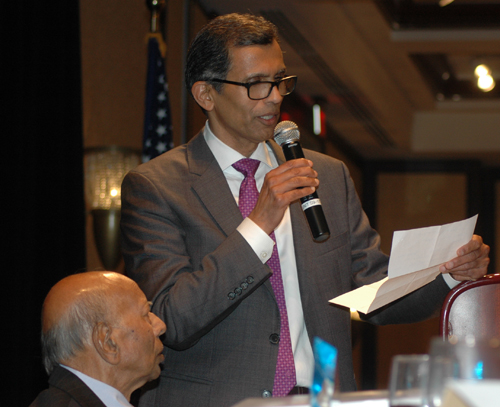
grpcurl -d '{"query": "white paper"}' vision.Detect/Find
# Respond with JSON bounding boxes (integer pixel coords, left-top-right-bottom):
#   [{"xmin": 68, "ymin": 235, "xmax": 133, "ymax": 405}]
[
  {"xmin": 329, "ymin": 215, "xmax": 477, "ymax": 314},
  {"xmin": 443, "ymin": 379, "xmax": 500, "ymax": 407}
]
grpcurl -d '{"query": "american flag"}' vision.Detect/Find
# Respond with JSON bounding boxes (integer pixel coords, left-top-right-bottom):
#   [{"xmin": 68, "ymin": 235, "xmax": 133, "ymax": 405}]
[{"xmin": 142, "ymin": 34, "xmax": 173, "ymax": 163}]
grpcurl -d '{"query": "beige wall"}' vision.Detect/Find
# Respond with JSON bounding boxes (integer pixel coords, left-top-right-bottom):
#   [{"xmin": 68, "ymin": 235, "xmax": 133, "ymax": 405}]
[
  {"xmin": 374, "ymin": 172, "xmax": 468, "ymax": 388},
  {"xmin": 80, "ymin": 0, "xmax": 206, "ymax": 271},
  {"xmin": 80, "ymin": 1, "xmax": 149, "ymax": 150}
]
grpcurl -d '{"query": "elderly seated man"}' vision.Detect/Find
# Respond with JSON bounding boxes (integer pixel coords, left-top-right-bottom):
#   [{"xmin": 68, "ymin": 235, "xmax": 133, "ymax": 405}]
[{"xmin": 30, "ymin": 271, "xmax": 166, "ymax": 407}]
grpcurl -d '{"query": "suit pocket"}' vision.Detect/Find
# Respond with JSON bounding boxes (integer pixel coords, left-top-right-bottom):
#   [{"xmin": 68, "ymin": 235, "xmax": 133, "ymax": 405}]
[
  {"xmin": 163, "ymin": 371, "xmax": 213, "ymax": 385},
  {"xmin": 315, "ymin": 230, "xmax": 349, "ymax": 259}
]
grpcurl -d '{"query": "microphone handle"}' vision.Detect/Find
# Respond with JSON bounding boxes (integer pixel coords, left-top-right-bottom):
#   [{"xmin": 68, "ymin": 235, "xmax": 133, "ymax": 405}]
[{"xmin": 281, "ymin": 141, "xmax": 330, "ymax": 242}]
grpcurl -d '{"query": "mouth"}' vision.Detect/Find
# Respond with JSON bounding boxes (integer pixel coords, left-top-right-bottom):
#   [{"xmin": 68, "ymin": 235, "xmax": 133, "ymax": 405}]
[
  {"xmin": 156, "ymin": 341, "xmax": 165, "ymax": 360},
  {"xmin": 258, "ymin": 113, "xmax": 278, "ymax": 124}
]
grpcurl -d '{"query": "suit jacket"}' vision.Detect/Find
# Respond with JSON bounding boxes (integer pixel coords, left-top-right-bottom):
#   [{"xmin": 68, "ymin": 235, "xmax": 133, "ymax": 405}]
[
  {"xmin": 30, "ymin": 366, "xmax": 107, "ymax": 407},
  {"xmin": 120, "ymin": 130, "xmax": 450, "ymax": 407}
]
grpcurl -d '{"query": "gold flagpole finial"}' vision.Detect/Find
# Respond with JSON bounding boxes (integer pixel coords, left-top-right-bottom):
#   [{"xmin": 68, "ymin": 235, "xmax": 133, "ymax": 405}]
[{"xmin": 146, "ymin": 0, "xmax": 165, "ymax": 33}]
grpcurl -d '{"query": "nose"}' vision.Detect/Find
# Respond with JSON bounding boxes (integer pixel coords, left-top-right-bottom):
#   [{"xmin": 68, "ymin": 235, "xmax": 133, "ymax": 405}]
[
  {"xmin": 150, "ymin": 312, "xmax": 166, "ymax": 336},
  {"xmin": 267, "ymin": 83, "xmax": 283, "ymax": 104}
]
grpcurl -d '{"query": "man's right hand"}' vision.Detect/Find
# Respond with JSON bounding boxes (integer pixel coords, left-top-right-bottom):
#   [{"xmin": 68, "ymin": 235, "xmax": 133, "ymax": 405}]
[{"xmin": 248, "ymin": 158, "xmax": 319, "ymax": 235}]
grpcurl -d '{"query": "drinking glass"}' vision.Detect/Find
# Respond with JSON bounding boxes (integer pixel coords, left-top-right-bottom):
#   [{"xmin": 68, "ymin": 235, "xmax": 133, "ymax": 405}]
[
  {"xmin": 389, "ymin": 354, "xmax": 430, "ymax": 407},
  {"xmin": 426, "ymin": 351, "xmax": 456, "ymax": 407}
]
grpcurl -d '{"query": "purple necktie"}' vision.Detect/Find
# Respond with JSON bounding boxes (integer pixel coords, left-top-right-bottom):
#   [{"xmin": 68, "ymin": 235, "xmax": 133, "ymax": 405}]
[{"xmin": 232, "ymin": 158, "xmax": 297, "ymax": 397}]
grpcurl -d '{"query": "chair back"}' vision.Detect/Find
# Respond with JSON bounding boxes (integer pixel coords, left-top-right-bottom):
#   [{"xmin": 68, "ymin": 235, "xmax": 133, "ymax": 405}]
[{"xmin": 440, "ymin": 273, "xmax": 500, "ymax": 340}]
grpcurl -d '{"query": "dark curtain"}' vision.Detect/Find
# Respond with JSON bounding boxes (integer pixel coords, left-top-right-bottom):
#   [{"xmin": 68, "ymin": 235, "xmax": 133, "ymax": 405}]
[{"xmin": 2, "ymin": 1, "xmax": 86, "ymax": 406}]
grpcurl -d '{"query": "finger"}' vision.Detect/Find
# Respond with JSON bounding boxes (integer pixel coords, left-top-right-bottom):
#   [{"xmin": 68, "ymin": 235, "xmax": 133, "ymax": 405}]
[
  {"xmin": 263, "ymin": 166, "xmax": 318, "ymax": 194},
  {"xmin": 259, "ymin": 180, "xmax": 318, "ymax": 210},
  {"xmin": 441, "ymin": 239, "xmax": 489, "ymax": 271},
  {"xmin": 456, "ymin": 234, "xmax": 482, "ymax": 256},
  {"xmin": 448, "ymin": 271, "xmax": 482, "ymax": 282},
  {"xmin": 445, "ymin": 257, "xmax": 490, "ymax": 275},
  {"xmin": 443, "ymin": 249, "xmax": 482, "ymax": 271},
  {"xmin": 440, "ymin": 251, "xmax": 490, "ymax": 279},
  {"xmin": 270, "ymin": 158, "xmax": 313, "ymax": 176},
  {"xmin": 449, "ymin": 257, "xmax": 489, "ymax": 279},
  {"xmin": 440, "ymin": 253, "xmax": 488, "ymax": 274},
  {"xmin": 271, "ymin": 165, "xmax": 318, "ymax": 186}
]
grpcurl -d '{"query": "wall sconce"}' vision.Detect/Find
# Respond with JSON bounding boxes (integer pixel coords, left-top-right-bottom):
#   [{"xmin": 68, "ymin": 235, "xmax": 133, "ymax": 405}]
[{"xmin": 84, "ymin": 146, "xmax": 140, "ymax": 270}]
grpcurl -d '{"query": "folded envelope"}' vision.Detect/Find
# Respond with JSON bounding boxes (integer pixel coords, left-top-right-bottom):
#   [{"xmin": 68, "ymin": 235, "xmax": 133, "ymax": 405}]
[{"xmin": 329, "ymin": 215, "xmax": 478, "ymax": 314}]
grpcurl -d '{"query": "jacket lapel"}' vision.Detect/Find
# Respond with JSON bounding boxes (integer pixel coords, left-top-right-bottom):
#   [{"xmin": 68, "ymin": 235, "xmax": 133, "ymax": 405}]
[{"xmin": 187, "ymin": 132, "xmax": 243, "ymax": 237}]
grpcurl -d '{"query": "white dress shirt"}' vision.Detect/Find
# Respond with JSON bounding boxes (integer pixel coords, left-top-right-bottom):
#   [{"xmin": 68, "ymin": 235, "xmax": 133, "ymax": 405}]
[
  {"xmin": 203, "ymin": 122, "xmax": 314, "ymax": 387},
  {"xmin": 61, "ymin": 365, "xmax": 133, "ymax": 407}
]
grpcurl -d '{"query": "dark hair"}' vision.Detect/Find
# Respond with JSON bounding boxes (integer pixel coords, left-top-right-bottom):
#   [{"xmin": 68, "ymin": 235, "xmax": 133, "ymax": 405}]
[{"xmin": 185, "ymin": 13, "xmax": 279, "ymax": 96}]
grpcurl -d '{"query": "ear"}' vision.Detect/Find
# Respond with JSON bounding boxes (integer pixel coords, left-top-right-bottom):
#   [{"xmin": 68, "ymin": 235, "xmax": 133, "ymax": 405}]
[
  {"xmin": 92, "ymin": 322, "xmax": 120, "ymax": 365},
  {"xmin": 191, "ymin": 81, "xmax": 215, "ymax": 112}
]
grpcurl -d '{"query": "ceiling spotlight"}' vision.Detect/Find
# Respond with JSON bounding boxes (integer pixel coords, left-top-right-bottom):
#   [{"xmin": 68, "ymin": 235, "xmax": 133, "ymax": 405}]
[
  {"xmin": 477, "ymin": 74, "xmax": 495, "ymax": 92},
  {"xmin": 439, "ymin": 0, "xmax": 454, "ymax": 6},
  {"xmin": 474, "ymin": 63, "xmax": 495, "ymax": 92},
  {"xmin": 474, "ymin": 64, "xmax": 491, "ymax": 78}
]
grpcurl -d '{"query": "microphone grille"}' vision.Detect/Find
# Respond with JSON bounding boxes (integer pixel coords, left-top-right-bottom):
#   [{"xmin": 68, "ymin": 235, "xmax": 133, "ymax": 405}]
[{"xmin": 273, "ymin": 120, "xmax": 300, "ymax": 146}]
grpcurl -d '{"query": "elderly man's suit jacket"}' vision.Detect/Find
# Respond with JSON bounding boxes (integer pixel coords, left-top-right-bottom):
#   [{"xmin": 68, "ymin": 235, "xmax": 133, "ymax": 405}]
[
  {"xmin": 121, "ymin": 130, "xmax": 450, "ymax": 407},
  {"xmin": 30, "ymin": 366, "xmax": 107, "ymax": 407}
]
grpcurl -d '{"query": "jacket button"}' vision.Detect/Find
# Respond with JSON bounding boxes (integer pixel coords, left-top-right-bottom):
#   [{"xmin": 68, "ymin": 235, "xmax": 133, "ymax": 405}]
[
  {"xmin": 228, "ymin": 292, "xmax": 236, "ymax": 300},
  {"xmin": 241, "ymin": 282, "xmax": 249, "ymax": 290},
  {"xmin": 262, "ymin": 390, "xmax": 272, "ymax": 398},
  {"xmin": 247, "ymin": 276, "xmax": 254, "ymax": 284},
  {"xmin": 269, "ymin": 333, "xmax": 280, "ymax": 344},
  {"xmin": 235, "ymin": 287, "xmax": 242, "ymax": 296}
]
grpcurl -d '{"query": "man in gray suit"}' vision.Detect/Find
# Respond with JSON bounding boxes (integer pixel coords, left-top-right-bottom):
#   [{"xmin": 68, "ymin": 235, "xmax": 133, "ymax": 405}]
[
  {"xmin": 120, "ymin": 13, "xmax": 489, "ymax": 407},
  {"xmin": 30, "ymin": 272, "xmax": 166, "ymax": 407}
]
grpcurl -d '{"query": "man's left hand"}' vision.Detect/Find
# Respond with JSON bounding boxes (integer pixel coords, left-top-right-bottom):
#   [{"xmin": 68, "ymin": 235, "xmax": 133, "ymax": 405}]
[{"xmin": 439, "ymin": 234, "xmax": 490, "ymax": 281}]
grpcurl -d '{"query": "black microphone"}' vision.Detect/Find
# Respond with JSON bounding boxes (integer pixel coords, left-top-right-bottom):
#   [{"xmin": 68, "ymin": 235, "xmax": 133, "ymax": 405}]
[{"xmin": 274, "ymin": 120, "xmax": 330, "ymax": 242}]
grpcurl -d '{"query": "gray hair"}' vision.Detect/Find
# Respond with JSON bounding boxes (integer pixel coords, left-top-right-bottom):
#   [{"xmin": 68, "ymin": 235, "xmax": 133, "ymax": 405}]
[{"xmin": 41, "ymin": 286, "xmax": 112, "ymax": 374}]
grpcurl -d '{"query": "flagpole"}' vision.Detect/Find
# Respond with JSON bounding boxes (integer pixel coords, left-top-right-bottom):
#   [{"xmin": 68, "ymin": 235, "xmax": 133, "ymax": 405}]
[
  {"xmin": 146, "ymin": 0, "xmax": 165, "ymax": 33},
  {"xmin": 142, "ymin": 0, "xmax": 173, "ymax": 163}
]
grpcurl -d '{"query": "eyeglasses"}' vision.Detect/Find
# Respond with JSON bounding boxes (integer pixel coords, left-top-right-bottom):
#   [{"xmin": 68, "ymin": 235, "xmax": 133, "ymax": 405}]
[{"xmin": 209, "ymin": 75, "xmax": 297, "ymax": 100}]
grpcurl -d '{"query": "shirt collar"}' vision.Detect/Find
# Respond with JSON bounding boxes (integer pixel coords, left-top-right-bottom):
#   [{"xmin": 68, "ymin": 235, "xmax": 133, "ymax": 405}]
[
  {"xmin": 61, "ymin": 365, "xmax": 133, "ymax": 407},
  {"xmin": 203, "ymin": 120, "xmax": 276, "ymax": 171}
]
